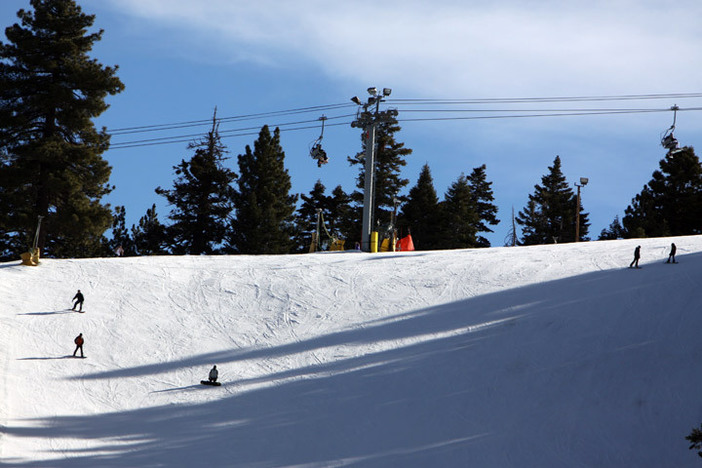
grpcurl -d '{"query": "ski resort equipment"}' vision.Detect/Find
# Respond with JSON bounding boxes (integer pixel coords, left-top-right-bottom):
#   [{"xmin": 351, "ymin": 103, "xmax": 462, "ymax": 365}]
[
  {"xmin": 661, "ymin": 105, "xmax": 682, "ymax": 154},
  {"xmin": 397, "ymin": 234, "xmax": 415, "ymax": 251},
  {"xmin": 20, "ymin": 215, "xmax": 43, "ymax": 266},
  {"xmin": 309, "ymin": 208, "xmax": 344, "ymax": 252},
  {"xmin": 309, "ymin": 116, "xmax": 329, "ymax": 167}
]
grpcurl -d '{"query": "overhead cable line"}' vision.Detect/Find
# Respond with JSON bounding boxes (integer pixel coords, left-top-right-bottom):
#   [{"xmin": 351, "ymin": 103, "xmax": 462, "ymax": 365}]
[
  {"xmin": 106, "ymin": 92, "xmax": 702, "ymax": 150},
  {"xmin": 396, "ymin": 107, "xmax": 702, "ymax": 123},
  {"xmin": 108, "ymin": 92, "xmax": 702, "ymax": 136},
  {"xmin": 109, "ymin": 102, "xmax": 356, "ymax": 136},
  {"xmin": 387, "ymin": 92, "xmax": 702, "ymax": 105},
  {"xmin": 108, "ymin": 107, "xmax": 697, "ymax": 150},
  {"xmin": 110, "ymin": 120, "xmax": 352, "ymax": 149}
]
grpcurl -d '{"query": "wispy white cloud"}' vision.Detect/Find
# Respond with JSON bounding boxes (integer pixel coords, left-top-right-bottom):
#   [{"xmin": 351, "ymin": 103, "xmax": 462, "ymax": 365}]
[{"xmin": 105, "ymin": 0, "xmax": 702, "ymax": 97}]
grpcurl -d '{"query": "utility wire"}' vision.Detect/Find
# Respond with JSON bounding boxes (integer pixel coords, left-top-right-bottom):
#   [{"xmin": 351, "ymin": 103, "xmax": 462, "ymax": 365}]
[
  {"xmin": 387, "ymin": 92, "xmax": 702, "ymax": 104},
  {"xmin": 109, "ymin": 102, "xmax": 356, "ymax": 135},
  {"xmin": 107, "ymin": 93, "xmax": 702, "ymax": 150},
  {"xmin": 108, "ymin": 92, "xmax": 700, "ymax": 136}
]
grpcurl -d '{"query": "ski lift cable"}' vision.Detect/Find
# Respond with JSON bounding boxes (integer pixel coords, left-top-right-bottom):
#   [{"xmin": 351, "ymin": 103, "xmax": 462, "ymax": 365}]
[
  {"xmin": 107, "ymin": 93, "xmax": 702, "ymax": 135},
  {"xmin": 387, "ymin": 92, "xmax": 702, "ymax": 105},
  {"xmin": 108, "ymin": 103, "xmax": 356, "ymax": 135},
  {"xmin": 395, "ymin": 107, "xmax": 702, "ymax": 123},
  {"xmin": 108, "ymin": 106, "xmax": 702, "ymax": 150},
  {"xmin": 110, "ymin": 116, "xmax": 352, "ymax": 149}
]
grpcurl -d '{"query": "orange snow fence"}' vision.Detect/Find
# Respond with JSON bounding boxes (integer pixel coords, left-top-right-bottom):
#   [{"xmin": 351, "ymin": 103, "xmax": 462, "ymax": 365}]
[{"xmin": 397, "ymin": 235, "xmax": 414, "ymax": 252}]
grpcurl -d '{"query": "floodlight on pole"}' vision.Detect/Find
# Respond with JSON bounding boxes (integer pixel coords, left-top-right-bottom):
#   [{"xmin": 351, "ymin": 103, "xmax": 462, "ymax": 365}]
[{"xmin": 350, "ymin": 86, "xmax": 394, "ymax": 252}]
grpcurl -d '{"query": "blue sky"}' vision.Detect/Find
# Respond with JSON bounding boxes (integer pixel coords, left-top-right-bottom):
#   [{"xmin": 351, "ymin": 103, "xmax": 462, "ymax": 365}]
[{"xmin": 3, "ymin": 0, "xmax": 702, "ymax": 246}]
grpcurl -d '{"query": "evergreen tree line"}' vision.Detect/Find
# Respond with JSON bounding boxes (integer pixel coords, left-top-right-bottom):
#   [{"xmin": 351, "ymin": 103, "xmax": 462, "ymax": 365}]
[
  {"xmin": 102, "ymin": 110, "xmax": 503, "ymax": 256},
  {"xmin": 3, "ymin": 0, "xmax": 702, "ymax": 261}
]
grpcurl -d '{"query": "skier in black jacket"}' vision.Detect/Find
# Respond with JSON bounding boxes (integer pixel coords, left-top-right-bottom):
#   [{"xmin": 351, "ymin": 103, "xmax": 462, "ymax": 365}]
[
  {"xmin": 666, "ymin": 243, "xmax": 677, "ymax": 263},
  {"xmin": 629, "ymin": 246, "xmax": 641, "ymax": 268},
  {"xmin": 72, "ymin": 290, "xmax": 84, "ymax": 312}
]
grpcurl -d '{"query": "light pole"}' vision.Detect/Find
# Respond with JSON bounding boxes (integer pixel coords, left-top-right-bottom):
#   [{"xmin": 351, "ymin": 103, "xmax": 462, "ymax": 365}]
[
  {"xmin": 351, "ymin": 87, "xmax": 395, "ymax": 252},
  {"xmin": 575, "ymin": 177, "xmax": 588, "ymax": 242}
]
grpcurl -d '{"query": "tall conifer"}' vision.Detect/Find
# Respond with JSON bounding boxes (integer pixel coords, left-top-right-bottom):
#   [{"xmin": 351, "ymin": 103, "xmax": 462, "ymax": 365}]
[
  {"xmin": 439, "ymin": 174, "xmax": 479, "ymax": 249},
  {"xmin": 516, "ymin": 156, "xmax": 589, "ymax": 245},
  {"xmin": 156, "ymin": 112, "xmax": 236, "ymax": 255},
  {"xmin": 623, "ymin": 147, "xmax": 702, "ymax": 237},
  {"xmin": 399, "ymin": 163, "xmax": 440, "ymax": 250},
  {"xmin": 467, "ymin": 164, "xmax": 500, "ymax": 247},
  {"xmin": 294, "ymin": 180, "xmax": 332, "ymax": 253},
  {"xmin": 0, "ymin": 0, "xmax": 124, "ymax": 258},
  {"xmin": 131, "ymin": 204, "xmax": 167, "ymax": 255},
  {"xmin": 108, "ymin": 206, "xmax": 135, "ymax": 256},
  {"xmin": 228, "ymin": 125, "xmax": 297, "ymax": 254}
]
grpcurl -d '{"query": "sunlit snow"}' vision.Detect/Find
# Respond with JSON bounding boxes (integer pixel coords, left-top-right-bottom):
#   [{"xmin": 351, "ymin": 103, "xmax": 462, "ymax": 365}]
[{"xmin": 2, "ymin": 236, "xmax": 702, "ymax": 467}]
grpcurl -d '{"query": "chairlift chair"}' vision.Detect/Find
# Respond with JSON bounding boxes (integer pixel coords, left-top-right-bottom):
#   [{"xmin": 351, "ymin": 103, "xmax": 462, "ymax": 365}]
[
  {"xmin": 661, "ymin": 105, "xmax": 682, "ymax": 154},
  {"xmin": 310, "ymin": 115, "xmax": 329, "ymax": 167}
]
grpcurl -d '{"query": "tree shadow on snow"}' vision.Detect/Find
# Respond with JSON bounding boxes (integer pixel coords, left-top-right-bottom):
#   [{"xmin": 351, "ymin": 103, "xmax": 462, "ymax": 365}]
[{"xmin": 4, "ymin": 252, "xmax": 702, "ymax": 467}]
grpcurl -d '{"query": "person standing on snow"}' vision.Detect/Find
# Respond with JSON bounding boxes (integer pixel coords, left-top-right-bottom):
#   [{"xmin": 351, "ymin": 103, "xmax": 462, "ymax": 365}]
[
  {"xmin": 629, "ymin": 245, "xmax": 641, "ymax": 268},
  {"xmin": 71, "ymin": 290, "xmax": 84, "ymax": 312},
  {"xmin": 73, "ymin": 333, "xmax": 84, "ymax": 358},
  {"xmin": 666, "ymin": 243, "xmax": 677, "ymax": 263},
  {"xmin": 209, "ymin": 365, "xmax": 219, "ymax": 383}
]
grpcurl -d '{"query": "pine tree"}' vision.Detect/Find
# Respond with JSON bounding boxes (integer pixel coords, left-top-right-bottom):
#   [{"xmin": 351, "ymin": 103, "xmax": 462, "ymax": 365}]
[
  {"xmin": 293, "ymin": 180, "xmax": 333, "ymax": 253},
  {"xmin": 293, "ymin": 181, "xmax": 351, "ymax": 252},
  {"xmin": 348, "ymin": 112, "xmax": 412, "ymax": 229},
  {"xmin": 131, "ymin": 204, "xmax": 167, "ymax": 255},
  {"xmin": 467, "ymin": 164, "xmax": 500, "ymax": 247},
  {"xmin": 329, "ymin": 185, "xmax": 355, "ymax": 248},
  {"xmin": 598, "ymin": 215, "xmax": 626, "ymax": 240},
  {"xmin": 686, "ymin": 424, "xmax": 702, "ymax": 458},
  {"xmin": 398, "ymin": 163, "xmax": 440, "ymax": 250},
  {"xmin": 0, "ymin": 0, "xmax": 124, "ymax": 259},
  {"xmin": 227, "ymin": 125, "xmax": 298, "ymax": 254},
  {"xmin": 155, "ymin": 111, "xmax": 236, "ymax": 255},
  {"xmin": 623, "ymin": 147, "xmax": 702, "ymax": 237},
  {"xmin": 108, "ymin": 206, "xmax": 135, "ymax": 256},
  {"xmin": 516, "ymin": 156, "xmax": 589, "ymax": 245},
  {"xmin": 439, "ymin": 173, "xmax": 479, "ymax": 249}
]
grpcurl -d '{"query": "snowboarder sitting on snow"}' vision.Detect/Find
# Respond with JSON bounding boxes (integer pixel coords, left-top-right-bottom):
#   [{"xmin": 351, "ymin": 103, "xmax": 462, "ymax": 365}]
[
  {"xmin": 209, "ymin": 365, "xmax": 218, "ymax": 383},
  {"xmin": 71, "ymin": 290, "xmax": 84, "ymax": 312},
  {"xmin": 629, "ymin": 245, "xmax": 641, "ymax": 268},
  {"xmin": 73, "ymin": 333, "xmax": 84, "ymax": 358},
  {"xmin": 666, "ymin": 243, "xmax": 677, "ymax": 264}
]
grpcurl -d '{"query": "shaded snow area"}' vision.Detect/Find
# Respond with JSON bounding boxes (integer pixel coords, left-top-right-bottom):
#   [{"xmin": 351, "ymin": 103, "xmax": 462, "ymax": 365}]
[{"xmin": 2, "ymin": 237, "xmax": 702, "ymax": 467}]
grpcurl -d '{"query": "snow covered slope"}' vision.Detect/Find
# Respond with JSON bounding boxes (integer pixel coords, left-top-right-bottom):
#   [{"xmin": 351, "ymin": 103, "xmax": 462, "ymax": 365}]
[{"xmin": 2, "ymin": 237, "xmax": 702, "ymax": 467}]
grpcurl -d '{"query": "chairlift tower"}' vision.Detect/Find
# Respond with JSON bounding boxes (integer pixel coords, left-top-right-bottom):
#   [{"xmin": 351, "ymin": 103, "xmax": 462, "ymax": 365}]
[{"xmin": 350, "ymin": 87, "xmax": 396, "ymax": 252}]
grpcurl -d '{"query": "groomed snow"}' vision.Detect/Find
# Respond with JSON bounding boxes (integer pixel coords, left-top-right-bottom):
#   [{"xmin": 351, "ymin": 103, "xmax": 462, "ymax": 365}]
[{"xmin": 1, "ymin": 236, "xmax": 702, "ymax": 467}]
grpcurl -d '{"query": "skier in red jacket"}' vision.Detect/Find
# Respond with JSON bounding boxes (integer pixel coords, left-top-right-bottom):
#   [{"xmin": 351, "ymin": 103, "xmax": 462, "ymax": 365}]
[{"xmin": 73, "ymin": 333, "xmax": 84, "ymax": 358}]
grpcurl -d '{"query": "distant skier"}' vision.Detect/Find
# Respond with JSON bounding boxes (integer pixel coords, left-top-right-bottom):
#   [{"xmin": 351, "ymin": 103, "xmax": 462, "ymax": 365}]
[
  {"xmin": 666, "ymin": 243, "xmax": 677, "ymax": 263},
  {"xmin": 629, "ymin": 245, "xmax": 641, "ymax": 268},
  {"xmin": 71, "ymin": 290, "xmax": 84, "ymax": 312},
  {"xmin": 73, "ymin": 333, "xmax": 84, "ymax": 358},
  {"xmin": 208, "ymin": 365, "xmax": 218, "ymax": 383}
]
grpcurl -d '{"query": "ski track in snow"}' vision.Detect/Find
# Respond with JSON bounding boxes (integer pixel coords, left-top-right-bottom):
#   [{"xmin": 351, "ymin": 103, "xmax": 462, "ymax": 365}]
[{"xmin": 1, "ymin": 237, "xmax": 702, "ymax": 466}]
